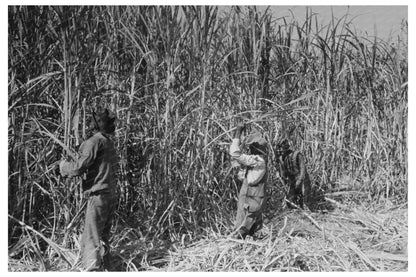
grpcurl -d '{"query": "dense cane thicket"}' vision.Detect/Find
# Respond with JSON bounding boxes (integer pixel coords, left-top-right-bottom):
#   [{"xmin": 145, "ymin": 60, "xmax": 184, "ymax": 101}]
[{"xmin": 8, "ymin": 6, "xmax": 407, "ymax": 270}]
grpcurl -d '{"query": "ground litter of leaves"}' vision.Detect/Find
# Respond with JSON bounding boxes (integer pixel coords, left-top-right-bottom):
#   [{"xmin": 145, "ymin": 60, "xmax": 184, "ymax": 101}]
[
  {"xmin": 8, "ymin": 199, "xmax": 407, "ymax": 272},
  {"xmin": 149, "ymin": 201, "xmax": 408, "ymax": 272}
]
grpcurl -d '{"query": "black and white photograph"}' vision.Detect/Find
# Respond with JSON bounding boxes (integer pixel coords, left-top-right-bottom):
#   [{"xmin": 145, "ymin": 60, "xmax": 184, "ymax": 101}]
[{"xmin": 6, "ymin": 3, "xmax": 409, "ymax": 272}]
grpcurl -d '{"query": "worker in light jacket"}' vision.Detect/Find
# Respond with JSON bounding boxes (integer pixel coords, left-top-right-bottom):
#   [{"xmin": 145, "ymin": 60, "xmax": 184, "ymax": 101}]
[{"xmin": 230, "ymin": 123, "xmax": 268, "ymax": 239}]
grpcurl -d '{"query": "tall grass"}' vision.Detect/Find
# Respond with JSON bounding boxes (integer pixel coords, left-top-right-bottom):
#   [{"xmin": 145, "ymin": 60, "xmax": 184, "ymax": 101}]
[{"xmin": 8, "ymin": 6, "xmax": 407, "ymax": 271}]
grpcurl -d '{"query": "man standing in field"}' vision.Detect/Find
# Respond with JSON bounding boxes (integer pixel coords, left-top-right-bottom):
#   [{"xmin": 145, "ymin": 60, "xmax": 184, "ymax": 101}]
[
  {"xmin": 59, "ymin": 108, "xmax": 119, "ymax": 271},
  {"xmin": 230, "ymin": 123, "xmax": 268, "ymax": 239},
  {"xmin": 275, "ymin": 138, "xmax": 311, "ymax": 210}
]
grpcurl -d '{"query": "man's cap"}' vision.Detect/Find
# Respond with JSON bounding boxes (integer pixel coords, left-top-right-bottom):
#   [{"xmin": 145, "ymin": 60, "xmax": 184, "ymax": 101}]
[{"xmin": 244, "ymin": 131, "xmax": 267, "ymax": 146}]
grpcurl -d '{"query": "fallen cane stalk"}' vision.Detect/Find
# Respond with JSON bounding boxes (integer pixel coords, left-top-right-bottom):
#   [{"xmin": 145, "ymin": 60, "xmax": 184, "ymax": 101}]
[
  {"xmin": 324, "ymin": 197, "xmax": 351, "ymax": 211},
  {"xmin": 284, "ymin": 199, "xmax": 323, "ymax": 231},
  {"xmin": 8, "ymin": 214, "xmax": 74, "ymax": 267}
]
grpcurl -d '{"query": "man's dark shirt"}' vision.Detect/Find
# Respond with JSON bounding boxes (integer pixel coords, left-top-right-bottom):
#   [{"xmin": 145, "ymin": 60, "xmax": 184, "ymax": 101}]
[{"xmin": 60, "ymin": 132, "xmax": 118, "ymax": 193}]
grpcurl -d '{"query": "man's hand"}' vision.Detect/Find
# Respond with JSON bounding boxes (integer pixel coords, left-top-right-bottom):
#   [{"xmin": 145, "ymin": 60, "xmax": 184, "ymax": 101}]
[
  {"xmin": 295, "ymin": 180, "xmax": 302, "ymax": 191},
  {"xmin": 234, "ymin": 123, "xmax": 246, "ymax": 139},
  {"xmin": 59, "ymin": 160, "xmax": 67, "ymax": 177},
  {"xmin": 236, "ymin": 123, "xmax": 245, "ymax": 131}
]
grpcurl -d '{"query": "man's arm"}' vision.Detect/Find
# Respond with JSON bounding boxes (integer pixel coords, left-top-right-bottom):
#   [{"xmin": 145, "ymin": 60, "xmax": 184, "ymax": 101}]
[
  {"xmin": 295, "ymin": 153, "xmax": 306, "ymax": 188},
  {"xmin": 230, "ymin": 123, "xmax": 265, "ymax": 167},
  {"xmin": 233, "ymin": 123, "xmax": 245, "ymax": 139},
  {"xmin": 230, "ymin": 138, "xmax": 264, "ymax": 167},
  {"xmin": 278, "ymin": 156, "xmax": 286, "ymax": 180},
  {"xmin": 60, "ymin": 139, "xmax": 98, "ymax": 177}
]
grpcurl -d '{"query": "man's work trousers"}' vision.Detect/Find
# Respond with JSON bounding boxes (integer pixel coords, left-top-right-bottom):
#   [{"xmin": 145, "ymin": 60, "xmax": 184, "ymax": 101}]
[
  {"xmin": 80, "ymin": 192, "xmax": 117, "ymax": 271},
  {"xmin": 235, "ymin": 179, "xmax": 265, "ymax": 238},
  {"xmin": 286, "ymin": 173, "xmax": 311, "ymax": 209}
]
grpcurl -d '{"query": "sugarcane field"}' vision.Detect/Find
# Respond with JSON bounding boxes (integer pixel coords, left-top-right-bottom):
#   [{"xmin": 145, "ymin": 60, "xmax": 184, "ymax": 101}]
[{"xmin": 7, "ymin": 5, "xmax": 408, "ymax": 272}]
